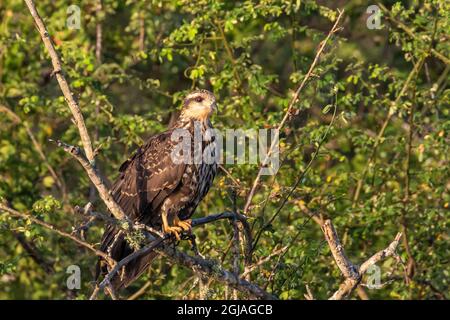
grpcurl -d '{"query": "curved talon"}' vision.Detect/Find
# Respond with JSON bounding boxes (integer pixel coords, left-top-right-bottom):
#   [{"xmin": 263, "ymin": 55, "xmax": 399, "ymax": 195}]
[
  {"xmin": 162, "ymin": 216, "xmax": 192, "ymax": 241},
  {"xmin": 177, "ymin": 219, "xmax": 192, "ymax": 232},
  {"xmin": 163, "ymin": 225, "xmax": 182, "ymax": 240}
]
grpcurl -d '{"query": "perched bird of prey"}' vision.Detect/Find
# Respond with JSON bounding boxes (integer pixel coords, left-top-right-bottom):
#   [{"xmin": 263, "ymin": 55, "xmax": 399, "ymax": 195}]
[{"xmin": 97, "ymin": 89, "xmax": 218, "ymax": 289}]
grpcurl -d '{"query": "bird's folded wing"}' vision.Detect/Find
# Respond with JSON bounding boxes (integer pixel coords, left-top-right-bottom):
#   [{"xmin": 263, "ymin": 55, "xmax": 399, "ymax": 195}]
[{"xmin": 111, "ymin": 129, "xmax": 186, "ymax": 221}]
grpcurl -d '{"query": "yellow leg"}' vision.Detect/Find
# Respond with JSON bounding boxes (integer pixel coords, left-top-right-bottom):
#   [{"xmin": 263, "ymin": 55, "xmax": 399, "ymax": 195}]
[{"xmin": 162, "ymin": 211, "xmax": 182, "ymax": 240}]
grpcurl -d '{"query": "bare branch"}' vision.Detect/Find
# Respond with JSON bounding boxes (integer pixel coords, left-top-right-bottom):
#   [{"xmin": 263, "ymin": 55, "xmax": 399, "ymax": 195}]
[
  {"xmin": 24, "ymin": 0, "xmax": 95, "ymax": 162},
  {"xmin": 50, "ymin": 140, "xmax": 128, "ymax": 222},
  {"xmin": 359, "ymin": 233, "xmax": 403, "ymax": 274},
  {"xmin": 321, "ymin": 220, "xmax": 360, "ymax": 280},
  {"xmin": 191, "ymin": 211, "xmax": 247, "ymax": 227},
  {"xmin": 157, "ymin": 242, "xmax": 277, "ymax": 300},
  {"xmin": 321, "ymin": 217, "xmax": 402, "ymax": 300},
  {"xmin": 304, "ymin": 284, "xmax": 315, "ymax": 300}
]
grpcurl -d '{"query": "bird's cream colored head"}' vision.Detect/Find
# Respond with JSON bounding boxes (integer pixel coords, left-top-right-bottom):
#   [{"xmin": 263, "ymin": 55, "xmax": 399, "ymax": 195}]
[{"xmin": 180, "ymin": 89, "xmax": 217, "ymax": 122}]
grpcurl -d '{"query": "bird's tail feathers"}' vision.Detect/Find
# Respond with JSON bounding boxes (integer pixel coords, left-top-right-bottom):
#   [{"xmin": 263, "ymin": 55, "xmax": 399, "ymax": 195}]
[{"xmin": 96, "ymin": 225, "xmax": 158, "ymax": 290}]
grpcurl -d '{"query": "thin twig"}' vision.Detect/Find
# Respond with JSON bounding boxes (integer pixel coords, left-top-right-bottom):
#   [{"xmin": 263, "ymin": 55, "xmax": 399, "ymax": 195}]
[
  {"xmin": 0, "ymin": 105, "xmax": 65, "ymax": 194},
  {"xmin": 252, "ymin": 96, "xmax": 338, "ymax": 251},
  {"xmin": 95, "ymin": 0, "xmax": 103, "ymax": 64},
  {"xmin": 90, "ymin": 237, "xmax": 166, "ymax": 300},
  {"xmin": 243, "ymin": 9, "xmax": 345, "ymax": 214},
  {"xmin": 139, "ymin": 12, "xmax": 145, "ymax": 52},
  {"xmin": 231, "ymin": 195, "xmax": 240, "ymax": 299},
  {"xmin": 127, "ymin": 280, "xmax": 152, "ymax": 300},
  {"xmin": 352, "ymin": 56, "xmax": 426, "ymax": 205},
  {"xmin": 50, "ymin": 139, "xmax": 128, "ymax": 221},
  {"xmin": 378, "ymin": 3, "xmax": 450, "ymax": 66},
  {"xmin": 242, "ymin": 246, "xmax": 288, "ymax": 277},
  {"xmin": 24, "ymin": 0, "xmax": 95, "ymax": 162},
  {"xmin": 401, "ymin": 83, "xmax": 417, "ymax": 284},
  {"xmin": 0, "ymin": 203, "xmax": 114, "ymax": 266},
  {"xmin": 13, "ymin": 231, "xmax": 55, "ymax": 273}
]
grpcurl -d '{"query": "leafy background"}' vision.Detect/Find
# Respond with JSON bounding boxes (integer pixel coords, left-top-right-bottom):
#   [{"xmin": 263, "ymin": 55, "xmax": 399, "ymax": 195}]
[{"xmin": 0, "ymin": 0, "xmax": 448, "ymax": 299}]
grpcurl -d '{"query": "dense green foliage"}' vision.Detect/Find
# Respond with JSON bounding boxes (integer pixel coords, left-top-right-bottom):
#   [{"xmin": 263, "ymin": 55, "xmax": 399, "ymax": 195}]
[{"xmin": 0, "ymin": 0, "xmax": 448, "ymax": 299}]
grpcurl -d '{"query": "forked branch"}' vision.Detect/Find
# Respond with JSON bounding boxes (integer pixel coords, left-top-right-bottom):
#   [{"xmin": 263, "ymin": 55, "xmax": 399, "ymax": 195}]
[{"xmin": 321, "ymin": 219, "xmax": 402, "ymax": 300}]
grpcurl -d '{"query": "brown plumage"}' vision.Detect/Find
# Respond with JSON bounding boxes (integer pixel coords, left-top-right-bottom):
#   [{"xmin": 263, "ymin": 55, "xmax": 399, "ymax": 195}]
[{"xmin": 97, "ymin": 89, "xmax": 218, "ymax": 289}]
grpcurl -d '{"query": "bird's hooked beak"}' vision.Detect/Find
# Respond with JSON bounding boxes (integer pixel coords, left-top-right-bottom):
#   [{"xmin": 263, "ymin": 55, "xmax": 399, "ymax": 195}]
[{"xmin": 212, "ymin": 101, "xmax": 218, "ymax": 114}]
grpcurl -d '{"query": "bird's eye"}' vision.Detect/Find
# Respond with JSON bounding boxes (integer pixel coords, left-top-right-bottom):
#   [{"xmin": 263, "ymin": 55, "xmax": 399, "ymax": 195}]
[{"xmin": 195, "ymin": 96, "xmax": 203, "ymax": 103}]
